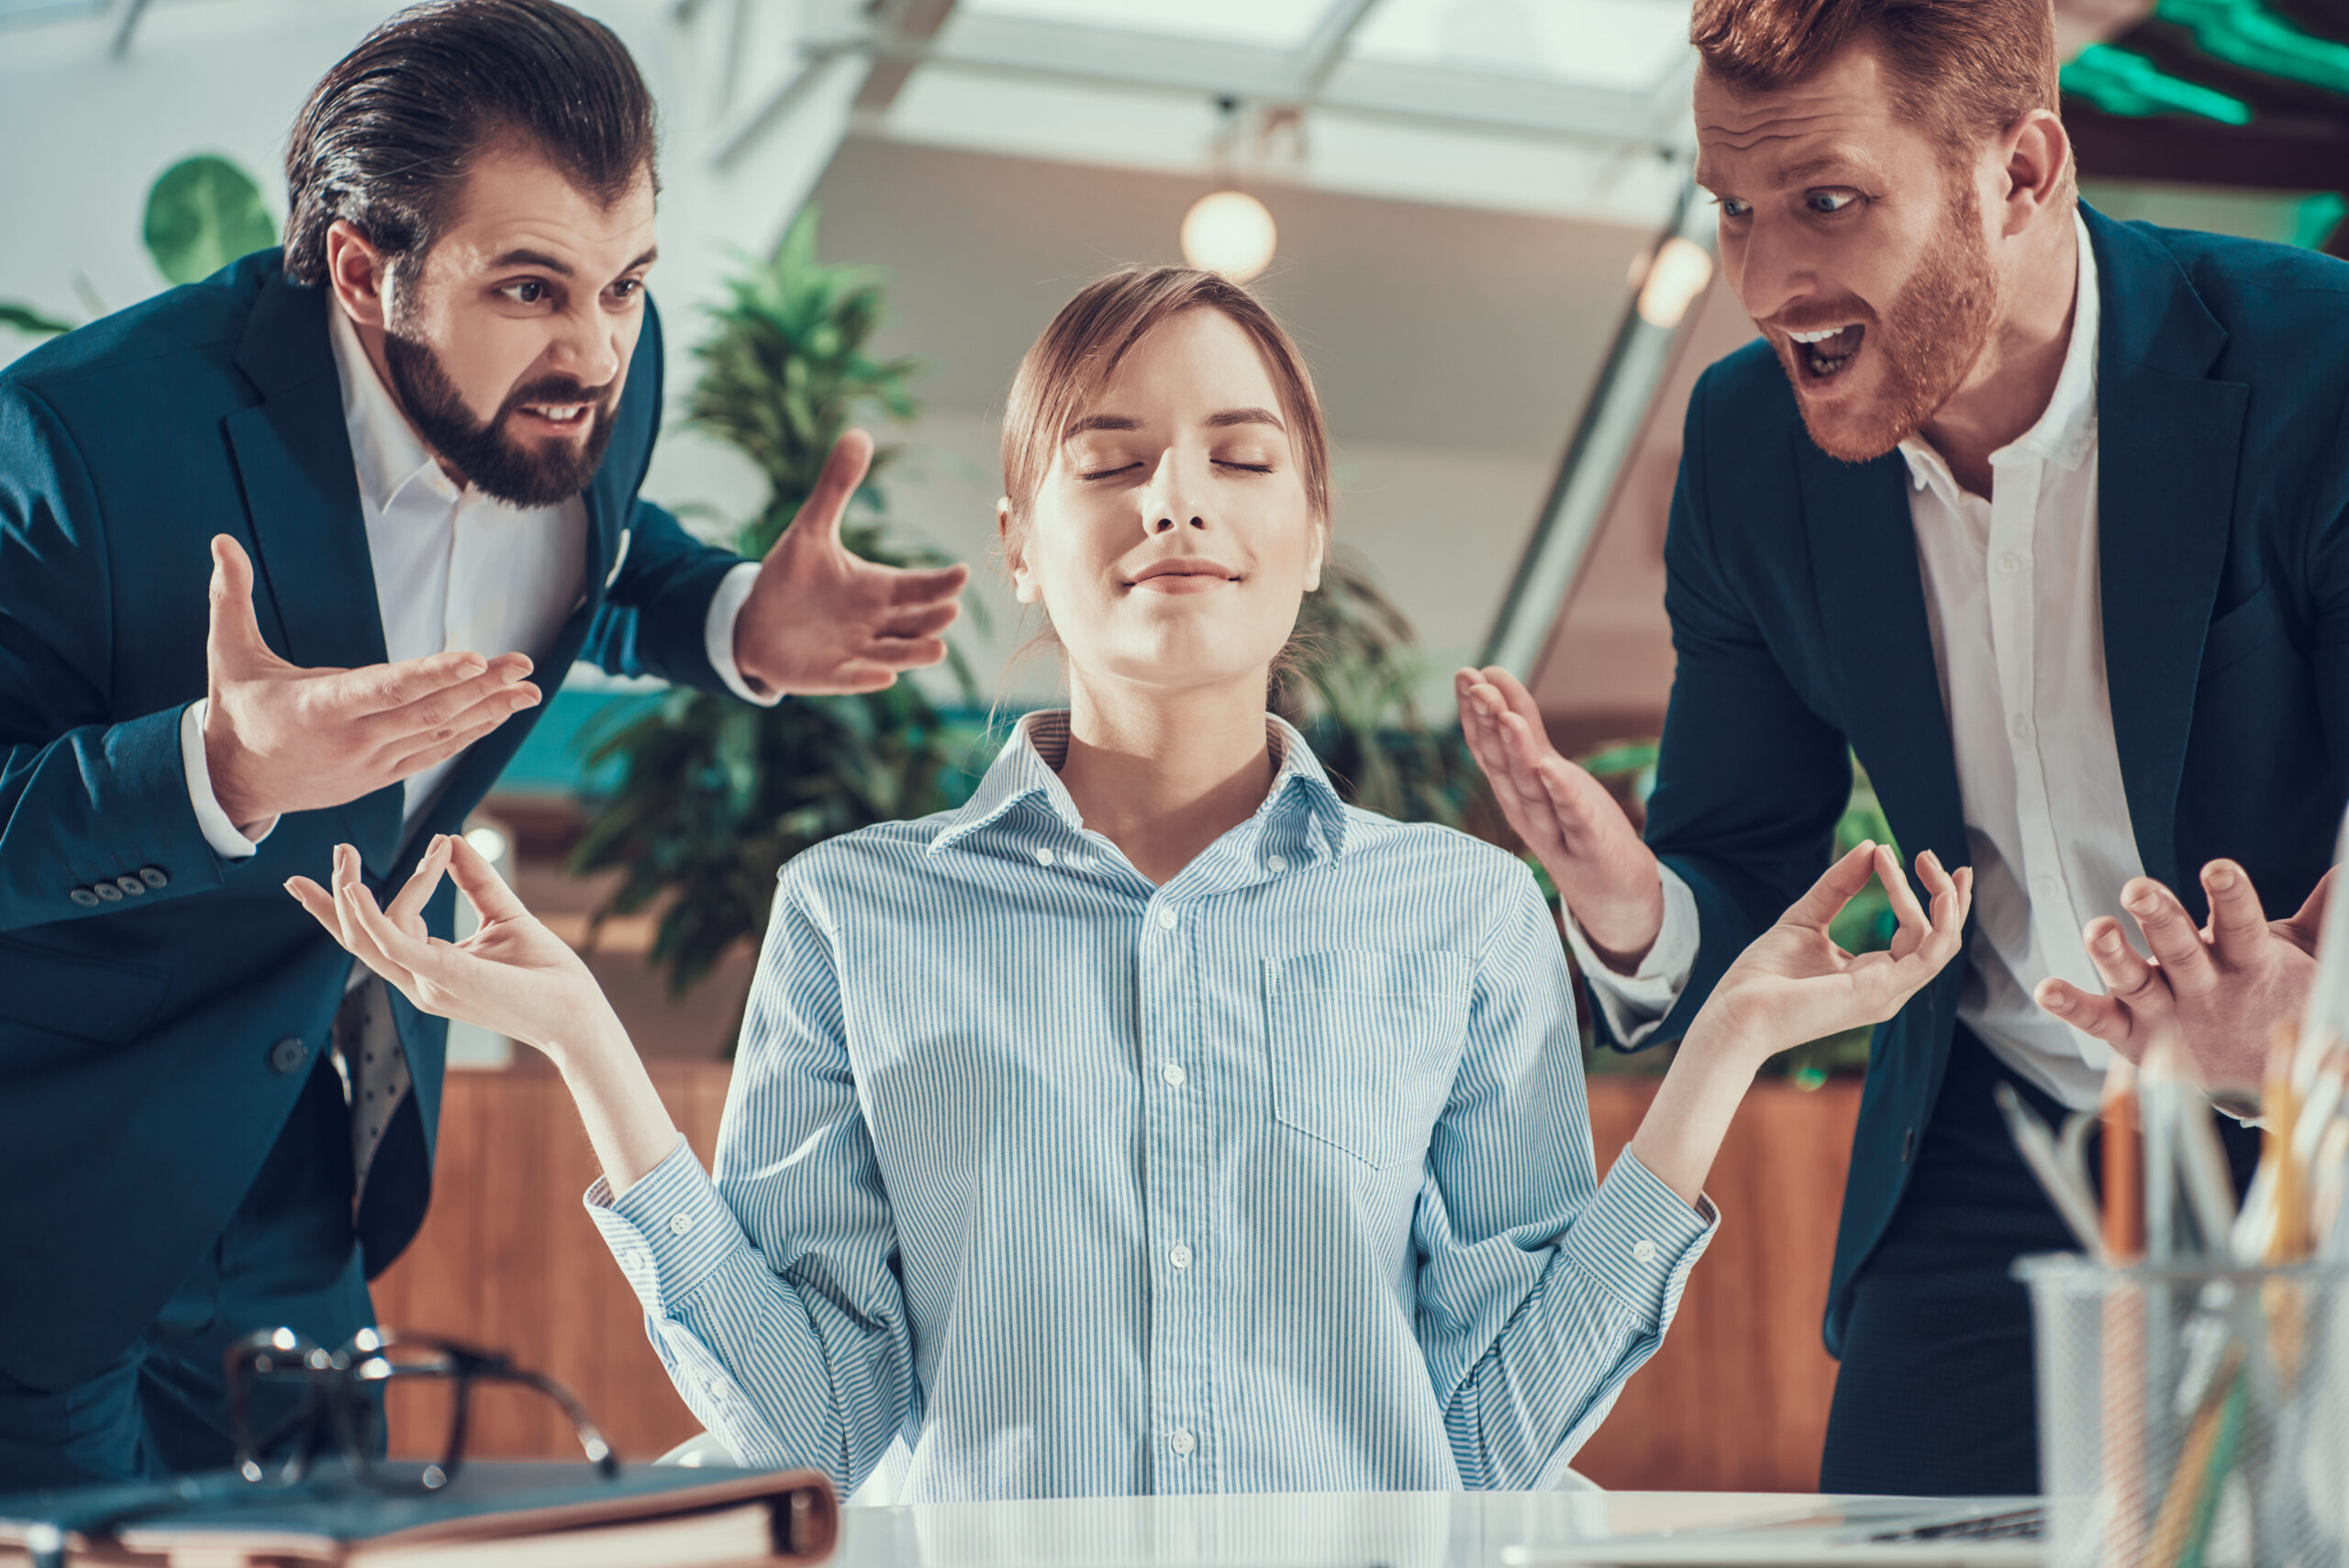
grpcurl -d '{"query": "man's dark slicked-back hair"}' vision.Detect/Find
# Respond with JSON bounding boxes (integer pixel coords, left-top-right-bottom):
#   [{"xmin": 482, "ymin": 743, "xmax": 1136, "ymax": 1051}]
[
  {"xmin": 1689, "ymin": 0, "xmax": 2062, "ymax": 167},
  {"xmin": 282, "ymin": 0, "xmax": 659, "ymax": 286}
]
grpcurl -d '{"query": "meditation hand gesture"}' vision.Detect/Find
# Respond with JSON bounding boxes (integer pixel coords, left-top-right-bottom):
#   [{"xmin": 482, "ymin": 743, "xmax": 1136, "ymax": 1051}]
[
  {"xmin": 287, "ymin": 836, "xmax": 613, "ymax": 1061},
  {"xmin": 204, "ymin": 537, "xmax": 540, "ymax": 838},
  {"xmin": 1695, "ymin": 840, "xmax": 1973, "ymax": 1067},
  {"xmin": 731, "ymin": 429, "xmax": 972, "ymax": 696}
]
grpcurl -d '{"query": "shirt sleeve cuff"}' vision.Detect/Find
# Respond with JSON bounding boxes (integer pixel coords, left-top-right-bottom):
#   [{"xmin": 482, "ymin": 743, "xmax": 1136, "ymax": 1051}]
[
  {"xmin": 1562, "ymin": 863, "xmax": 1699, "ymax": 1047},
  {"xmin": 1559, "ymin": 1146, "xmax": 1718, "ymax": 1329},
  {"xmin": 180, "ymin": 700, "xmax": 273, "ymax": 861},
  {"xmin": 704, "ymin": 562, "xmax": 784, "ymax": 707},
  {"xmin": 584, "ymin": 1138, "xmax": 750, "ymax": 1315}
]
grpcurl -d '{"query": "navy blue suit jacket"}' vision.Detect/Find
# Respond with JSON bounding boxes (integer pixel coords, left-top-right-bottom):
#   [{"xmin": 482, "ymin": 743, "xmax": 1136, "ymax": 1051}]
[
  {"xmin": 0, "ymin": 251, "xmax": 747, "ymax": 1388},
  {"xmin": 1618, "ymin": 206, "xmax": 2349, "ymax": 1354}
]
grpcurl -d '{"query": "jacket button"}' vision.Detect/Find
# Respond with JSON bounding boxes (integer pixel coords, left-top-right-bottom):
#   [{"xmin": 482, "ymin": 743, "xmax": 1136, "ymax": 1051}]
[
  {"xmin": 93, "ymin": 882, "xmax": 123, "ymax": 902},
  {"xmin": 69, "ymin": 888, "xmax": 102, "ymax": 907},
  {"xmin": 115, "ymin": 875, "xmax": 148, "ymax": 898},
  {"xmin": 139, "ymin": 867, "xmax": 169, "ymax": 888},
  {"xmin": 269, "ymin": 1037, "xmax": 309, "ymax": 1075}
]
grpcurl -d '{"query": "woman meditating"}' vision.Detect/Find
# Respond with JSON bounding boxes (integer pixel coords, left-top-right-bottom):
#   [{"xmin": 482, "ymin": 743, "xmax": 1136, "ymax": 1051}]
[{"xmin": 290, "ymin": 266, "xmax": 1968, "ymax": 1501}]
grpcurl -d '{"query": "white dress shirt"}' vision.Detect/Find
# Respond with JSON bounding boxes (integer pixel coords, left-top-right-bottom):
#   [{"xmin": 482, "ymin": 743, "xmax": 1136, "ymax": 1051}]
[
  {"xmin": 181, "ymin": 305, "xmax": 772, "ymax": 860},
  {"xmin": 1573, "ymin": 212, "xmax": 2141, "ymax": 1111}
]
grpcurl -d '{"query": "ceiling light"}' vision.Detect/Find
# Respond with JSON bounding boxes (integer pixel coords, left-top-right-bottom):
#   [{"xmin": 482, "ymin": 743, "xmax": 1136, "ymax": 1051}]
[
  {"xmin": 1635, "ymin": 236, "xmax": 1714, "ymax": 329},
  {"xmin": 464, "ymin": 826, "xmax": 510, "ymax": 865},
  {"xmin": 1181, "ymin": 191, "xmax": 1277, "ymax": 283}
]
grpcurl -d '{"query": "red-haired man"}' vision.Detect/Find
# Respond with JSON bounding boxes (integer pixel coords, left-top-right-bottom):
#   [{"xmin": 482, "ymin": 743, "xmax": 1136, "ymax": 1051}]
[{"xmin": 1461, "ymin": 0, "xmax": 2348, "ymax": 1497}]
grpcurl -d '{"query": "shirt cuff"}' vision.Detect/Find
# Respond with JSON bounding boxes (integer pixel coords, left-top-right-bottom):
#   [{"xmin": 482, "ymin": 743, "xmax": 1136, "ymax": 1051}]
[
  {"xmin": 704, "ymin": 562, "xmax": 783, "ymax": 707},
  {"xmin": 1560, "ymin": 1146, "xmax": 1719, "ymax": 1329},
  {"xmin": 180, "ymin": 700, "xmax": 273, "ymax": 861},
  {"xmin": 1562, "ymin": 863, "xmax": 1698, "ymax": 1048},
  {"xmin": 584, "ymin": 1138, "xmax": 749, "ymax": 1316}
]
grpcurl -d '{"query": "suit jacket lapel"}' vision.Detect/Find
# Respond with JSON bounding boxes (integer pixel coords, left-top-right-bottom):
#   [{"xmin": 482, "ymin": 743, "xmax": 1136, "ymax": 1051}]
[
  {"xmin": 224, "ymin": 273, "xmax": 404, "ymax": 874},
  {"xmin": 1801, "ymin": 440, "xmax": 1973, "ymax": 876},
  {"xmin": 2085, "ymin": 207, "xmax": 2249, "ymax": 894}
]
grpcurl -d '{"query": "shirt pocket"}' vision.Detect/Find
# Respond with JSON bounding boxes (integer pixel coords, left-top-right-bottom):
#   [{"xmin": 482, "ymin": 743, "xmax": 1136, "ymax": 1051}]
[{"xmin": 1262, "ymin": 949, "xmax": 1474, "ymax": 1169}]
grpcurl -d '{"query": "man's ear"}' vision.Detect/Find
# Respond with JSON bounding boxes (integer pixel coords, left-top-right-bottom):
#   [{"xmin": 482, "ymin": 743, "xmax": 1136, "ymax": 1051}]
[
  {"xmin": 1997, "ymin": 109, "xmax": 2072, "ymax": 238},
  {"xmin": 323, "ymin": 219, "xmax": 394, "ymax": 331},
  {"xmin": 998, "ymin": 497, "xmax": 1040, "ymax": 605}
]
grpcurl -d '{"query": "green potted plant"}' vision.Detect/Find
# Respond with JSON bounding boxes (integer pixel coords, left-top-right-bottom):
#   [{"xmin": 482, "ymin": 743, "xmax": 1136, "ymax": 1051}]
[{"xmin": 568, "ymin": 208, "xmax": 977, "ymax": 999}]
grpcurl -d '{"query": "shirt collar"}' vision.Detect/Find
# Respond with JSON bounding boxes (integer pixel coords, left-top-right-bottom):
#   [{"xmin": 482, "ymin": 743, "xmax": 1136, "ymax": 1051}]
[
  {"xmin": 1898, "ymin": 207, "xmax": 2100, "ymax": 493},
  {"xmin": 930, "ymin": 709, "xmax": 1353, "ymax": 861},
  {"xmin": 327, "ymin": 303, "xmax": 461, "ymax": 513}
]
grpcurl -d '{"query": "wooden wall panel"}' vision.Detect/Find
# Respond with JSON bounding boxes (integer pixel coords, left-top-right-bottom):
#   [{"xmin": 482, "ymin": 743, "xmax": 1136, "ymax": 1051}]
[{"xmin": 373, "ymin": 1066, "xmax": 1858, "ymax": 1489}]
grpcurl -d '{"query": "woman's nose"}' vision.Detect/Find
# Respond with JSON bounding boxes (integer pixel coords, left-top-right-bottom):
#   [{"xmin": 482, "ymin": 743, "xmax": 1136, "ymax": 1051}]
[{"xmin": 1141, "ymin": 449, "xmax": 1208, "ymax": 535}]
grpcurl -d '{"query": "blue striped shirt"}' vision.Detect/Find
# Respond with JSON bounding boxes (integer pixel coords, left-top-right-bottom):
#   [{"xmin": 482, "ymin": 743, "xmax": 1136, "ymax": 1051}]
[{"xmin": 586, "ymin": 712, "xmax": 1715, "ymax": 1500}]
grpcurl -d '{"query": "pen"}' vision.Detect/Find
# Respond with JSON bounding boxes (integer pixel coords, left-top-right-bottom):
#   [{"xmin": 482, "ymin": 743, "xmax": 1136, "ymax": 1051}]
[{"xmin": 2103, "ymin": 1055, "xmax": 2143, "ymax": 1262}]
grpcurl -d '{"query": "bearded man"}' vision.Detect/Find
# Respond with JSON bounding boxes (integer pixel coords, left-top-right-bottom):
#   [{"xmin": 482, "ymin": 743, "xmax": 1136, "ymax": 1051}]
[
  {"xmin": 0, "ymin": 0, "xmax": 965, "ymax": 1486},
  {"xmin": 1457, "ymin": 0, "xmax": 2349, "ymax": 1497}
]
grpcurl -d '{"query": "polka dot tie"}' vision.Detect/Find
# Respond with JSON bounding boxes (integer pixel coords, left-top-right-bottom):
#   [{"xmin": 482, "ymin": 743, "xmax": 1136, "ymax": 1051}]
[{"xmin": 333, "ymin": 973, "xmax": 411, "ymax": 1205}]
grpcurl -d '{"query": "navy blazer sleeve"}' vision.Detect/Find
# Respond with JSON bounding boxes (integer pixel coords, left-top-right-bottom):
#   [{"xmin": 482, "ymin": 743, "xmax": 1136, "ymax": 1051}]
[
  {"xmin": 1607, "ymin": 373, "xmax": 1854, "ymax": 1049},
  {"xmin": 0, "ymin": 383, "xmax": 223, "ymax": 932}
]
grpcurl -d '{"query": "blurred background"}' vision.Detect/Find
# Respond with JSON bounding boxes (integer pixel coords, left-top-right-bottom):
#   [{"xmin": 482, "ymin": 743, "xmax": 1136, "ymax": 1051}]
[{"xmin": 6, "ymin": 0, "xmax": 2347, "ymax": 1493}]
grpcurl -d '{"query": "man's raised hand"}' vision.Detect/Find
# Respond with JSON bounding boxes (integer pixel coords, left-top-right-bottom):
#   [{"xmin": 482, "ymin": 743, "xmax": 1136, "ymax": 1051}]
[
  {"xmin": 2035, "ymin": 861, "xmax": 2332, "ymax": 1095},
  {"xmin": 730, "ymin": 428, "xmax": 971, "ymax": 696},
  {"xmin": 1455, "ymin": 664, "xmax": 1665, "ymax": 971},
  {"xmin": 201, "ymin": 535, "xmax": 540, "ymax": 837}
]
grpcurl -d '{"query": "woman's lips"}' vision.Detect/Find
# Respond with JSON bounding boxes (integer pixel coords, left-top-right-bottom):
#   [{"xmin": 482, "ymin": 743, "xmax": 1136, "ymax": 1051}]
[{"xmin": 1130, "ymin": 573, "xmax": 1235, "ymax": 595}]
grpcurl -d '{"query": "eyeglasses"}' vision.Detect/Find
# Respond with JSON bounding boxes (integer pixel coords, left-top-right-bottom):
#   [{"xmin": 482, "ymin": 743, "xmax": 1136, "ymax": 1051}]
[
  {"xmin": 226, "ymin": 1326, "xmax": 620, "ymax": 1492},
  {"xmin": 22, "ymin": 1330, "xmax": 618, "ymax": 1568}
]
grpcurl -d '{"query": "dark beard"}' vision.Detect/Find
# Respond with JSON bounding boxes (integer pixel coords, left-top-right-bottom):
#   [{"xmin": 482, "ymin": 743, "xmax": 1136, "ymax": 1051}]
[
  {"xmin": 1780, "ymin": 181, "xmax": 2000, "ymax": 464},
  {"xmin": 382, "ymin": 328, "xmax": 618, "ymax": 508}
]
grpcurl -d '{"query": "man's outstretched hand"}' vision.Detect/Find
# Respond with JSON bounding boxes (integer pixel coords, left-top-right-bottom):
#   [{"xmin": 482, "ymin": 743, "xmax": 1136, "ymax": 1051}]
[
  {"xmin": 1456, "ymin": 664, "xmax": 1664, "ymax": 971},
  {"xmin": 732, "ymin": 429, "xmax": 971, "ymax": 696},
  {"xmin": 202, "ymin": 535, "xmax": 540, "ymax": 839},
  {"xmin": 2035, "ymin": 860, "xmax": 2333, "ymax": 1095}
]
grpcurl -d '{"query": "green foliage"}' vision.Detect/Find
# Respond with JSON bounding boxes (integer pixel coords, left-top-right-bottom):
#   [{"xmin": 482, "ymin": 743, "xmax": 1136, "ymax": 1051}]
[
  {"xmin": 567, "ymin": 207, "xmax": 969, "ymax": 1000},
  {"xmin": 6, "ymin": 151, "xmax": 276, "ymax": 341},
  {"xmin": 1575, "ymin": 745, "xmax": 1899, "ymax": 1081},
  {"xmin": 143, "ymin": 155, "xmax": 277, "ymax": 286},
  {"xmin": 1273, "ymin": 550, "xmax": 1483, "ymax": 828}
]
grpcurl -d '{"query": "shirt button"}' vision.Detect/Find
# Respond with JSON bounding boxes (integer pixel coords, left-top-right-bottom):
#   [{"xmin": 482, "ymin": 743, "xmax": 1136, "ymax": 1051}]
[
  {"xmin": 1631, "ymin": 1240, "xmax": 1660, "ymax": 1265},
  {"xmin": 139, "ymin": 866, "xmax": 170, "ymax": 889},
  {"xmin": 2009, "ymin": 715, "xmax": 2031, "ymax": 742},
  {"xmin": 1155, "ymin": 907, "xmax": 1178, "ymax": 931},
  {"xmin": 69, "ymin": 888, "xmax": 101, "ymax": 908},
  {"xmin": 93, "ymin": 882, "xmax": 123, "ymax": 902},
  {"xmin": 268, "ymin": 1036, "xmax": 309, "ymax": 1075},
  {"xmin": 1265, "ymin": 854, "xmax": 1287, "ymax": 873},
  {"xmin": 1169, "ymin": 1243, "xmax": 1193, "ymax": 1269},
  {"xmin": 1169, "ymin": 1429, "xmax": 1196, "ymax": 1456},
  {"xmin": 2034, "ymin": 876, "xmax": 2060, "ymax": 901},
  {"xmin": 114, "ymin": 875, "xmax": 148, "ymax": 898},
  {"xmin": 1161, "ymin": 1062, "xmax": 1186, "ymax": 1087},
  {"xmin": 623, "ymin": 1248, "xmax": 648, "ymax": 1271},
  {"xmin": 668, "ymin": 1213, "xmax": 694, "ymax": 1236},
  {"xmin": 1035, "ymin": 847, "xmax": 1055, "ymax": 866},
  {"xmin": 1998, "ymin": 552, "xmax": 2021, "ymax": 573}
]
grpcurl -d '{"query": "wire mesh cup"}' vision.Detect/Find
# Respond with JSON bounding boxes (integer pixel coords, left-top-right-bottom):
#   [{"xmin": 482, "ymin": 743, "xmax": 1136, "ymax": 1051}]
[{"xmin": 2017, "ymin": 1254, "xmax": 2349, "ymax": 1568}]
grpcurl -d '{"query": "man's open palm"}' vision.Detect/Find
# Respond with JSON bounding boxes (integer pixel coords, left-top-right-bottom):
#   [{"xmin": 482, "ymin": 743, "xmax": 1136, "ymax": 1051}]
[
  {"xmin": 202, "ymin": 535, "xmax": 539, "ymax": 836},
  {"xmin": 732, "ymin": 429, "xmax": 970, "ymax": 696}
]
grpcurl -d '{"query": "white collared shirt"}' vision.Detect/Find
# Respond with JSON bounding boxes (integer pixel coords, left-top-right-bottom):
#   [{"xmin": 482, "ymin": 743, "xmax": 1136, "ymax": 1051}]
[
  {"xmin": 1575, "ymin": 212, "xmax": 2139, "ymax": 1110},
  {"xmin": 181, "ymin": 305, "xmax": 770, "ymax": 859}
]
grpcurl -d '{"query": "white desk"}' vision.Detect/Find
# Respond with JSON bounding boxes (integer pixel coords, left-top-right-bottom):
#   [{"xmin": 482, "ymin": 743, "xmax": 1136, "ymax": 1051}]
[{"xmin": 830, "ymin": 1490, "xmax": 1847, "ymax": 1567}]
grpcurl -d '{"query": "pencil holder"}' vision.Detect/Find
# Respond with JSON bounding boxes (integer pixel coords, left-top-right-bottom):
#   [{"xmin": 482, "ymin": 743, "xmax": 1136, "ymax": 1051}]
[{"xmin": 2018, "ymin": 1254, "xmax": 2349, "ymax": 1568}]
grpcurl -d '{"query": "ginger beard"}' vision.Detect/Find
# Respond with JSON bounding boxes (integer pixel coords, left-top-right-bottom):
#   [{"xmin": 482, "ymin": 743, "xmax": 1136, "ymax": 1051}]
[
  {"xmin": 1776, "ymin": 177, "xmax": 2000, "ymax": 463},
  {"xmin": 383, "ymin": 313, "xmax": 619, "ymax": 508}
]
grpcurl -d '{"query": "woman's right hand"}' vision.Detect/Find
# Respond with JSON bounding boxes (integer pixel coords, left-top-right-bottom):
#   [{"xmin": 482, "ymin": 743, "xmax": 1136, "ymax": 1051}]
[
  {"xmin": 286, "ymin": 835, "xmax": 619, "ymax": 1062},
  {"xmin": 1692, "ymin": 839, "xmax": 1972, "ymax": 1070}
]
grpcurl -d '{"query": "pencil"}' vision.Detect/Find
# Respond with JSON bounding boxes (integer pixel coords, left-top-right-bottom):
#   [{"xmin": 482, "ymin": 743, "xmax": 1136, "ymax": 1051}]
[{"xmin": 2102, "ymin": 1055, "xmax": 2147, "ymax": 1566}]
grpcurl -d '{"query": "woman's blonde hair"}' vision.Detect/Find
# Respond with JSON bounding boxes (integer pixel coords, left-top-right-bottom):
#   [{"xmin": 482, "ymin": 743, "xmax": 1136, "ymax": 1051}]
[{"xmin": 999, "ymin": 265, "xmax": 1331, "ymax": 545}]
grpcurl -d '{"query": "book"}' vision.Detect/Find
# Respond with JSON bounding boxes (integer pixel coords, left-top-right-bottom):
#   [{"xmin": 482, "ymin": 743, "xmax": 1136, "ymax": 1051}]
[{"xmin": 0, "ymin": 1461, "xmax": 834, "ymax": 1566}]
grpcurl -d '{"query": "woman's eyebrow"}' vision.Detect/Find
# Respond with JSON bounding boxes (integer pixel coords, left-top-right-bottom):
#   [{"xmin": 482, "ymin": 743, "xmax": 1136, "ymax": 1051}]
[
  {"xmin": 1063, "ymin": 413, "xmax": 1141, "ymax": 439},
  {"xmin": 1206, "ymin": 406, "xmax": 1285, "ymax": 431}
]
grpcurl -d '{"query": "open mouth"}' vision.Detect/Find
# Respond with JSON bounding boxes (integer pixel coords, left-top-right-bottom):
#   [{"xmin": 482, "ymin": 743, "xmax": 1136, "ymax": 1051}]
[
  {"xmin": 513, "ymin": 402, "xmax": 595, "ymax": 433},
  {"xmin": 1787, "ymin": 324, "xmax": 1866, "ymax": 384}
]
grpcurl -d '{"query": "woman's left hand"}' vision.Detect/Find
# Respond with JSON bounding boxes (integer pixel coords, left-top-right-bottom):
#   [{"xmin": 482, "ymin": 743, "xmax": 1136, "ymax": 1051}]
[{"xmin": 1693, "ymin": 840, "xmax": 1973, "ymax": 1070}]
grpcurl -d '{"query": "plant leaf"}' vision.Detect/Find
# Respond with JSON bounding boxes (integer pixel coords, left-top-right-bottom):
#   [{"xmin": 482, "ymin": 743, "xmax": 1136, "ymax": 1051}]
[{"xmin": 144, "ymin": 155, "xmax": 277, "ymax": 286}]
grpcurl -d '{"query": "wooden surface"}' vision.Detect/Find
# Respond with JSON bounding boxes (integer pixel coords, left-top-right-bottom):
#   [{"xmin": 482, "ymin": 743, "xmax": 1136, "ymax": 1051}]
[{"xmin": 373, "ymin": 1066, "xmax": 1860, "ymax": 1490}]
